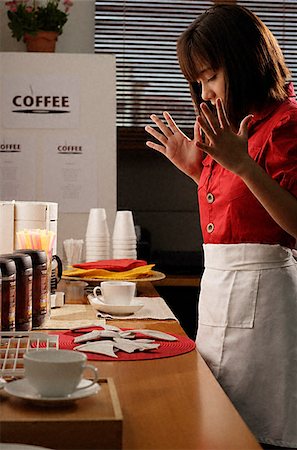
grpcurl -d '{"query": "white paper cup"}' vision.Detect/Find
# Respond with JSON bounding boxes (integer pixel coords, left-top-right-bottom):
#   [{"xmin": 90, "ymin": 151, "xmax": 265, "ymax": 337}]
[
  {"xmin": 85, "ymin": 236, "xmax": 111, "ymax": 243},
  {"xmin": 86, "ymin": 247, "xmax": 109, "ymax": 252},
  {"xmin": 85, "ymin": 255, "xmax": 110, "ymax": 262},
  {"xmin": 113, "ymin": 256, "xmax": 137, "ymax": 260},
  {"xmin": 112, "ymin": 242, "xmax": 137, "ymax": 250},
  {"xmin": 88, "ymin": 208, "xmax": 106, "ymax": 222},
  {"xmin": 85, "ymin": 242, "xmax": 111, "ymax": 249},
  {"xmin": 86, "ymin": 208, "xmax": 109, "ymax": 238},
  {"xmin": 86, "ymin": 228, "xmax": 109, "ymax": 239},
  {"xmin": 85, "ymin": 248, "xmax": 110, "ymax": 254},
  {"xmin": 112, "ymin": 211, "xmax": 136, "ymax": 240},
  {"xmin": 86, "ymin": 253, "xmax": 110, "ymax": 261},
  {"xmin": 24, "ymin": 349, "xmax": 98, "ymax": 397},
  {"xmin": 113, "ymin": 251, "xmax": 137, "ymax": 258},
  {"xmin": 112, "ymin": 236, "xmax": 137, "ymax": 243},
  {"xmin": 113, "ymin": 249, "xmax": 137, "ymax": 255},
  {"xmin": 93, "ymin": 281, "xmax": 136, "ymax": 305}
]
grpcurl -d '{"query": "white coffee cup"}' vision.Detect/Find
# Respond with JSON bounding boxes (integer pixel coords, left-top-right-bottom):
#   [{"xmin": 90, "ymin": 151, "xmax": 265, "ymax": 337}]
[
  {"xmin": 93, "ymin": 281, "xmax": 136, "ymax": 305},
  {"xmin": 24, "ymin": 349, "xmax": 98, "ymax": 398}
]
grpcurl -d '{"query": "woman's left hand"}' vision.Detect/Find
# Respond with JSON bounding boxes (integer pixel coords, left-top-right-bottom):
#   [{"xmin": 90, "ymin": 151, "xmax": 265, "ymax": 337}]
[{"xmin": 196, "ymin": 98, "xmax": 254, "ymax": 176}]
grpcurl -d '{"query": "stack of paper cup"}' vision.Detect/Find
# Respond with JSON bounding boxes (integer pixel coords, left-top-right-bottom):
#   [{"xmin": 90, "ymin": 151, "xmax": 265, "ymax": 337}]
[
  {"xmin": 112, "ymin": 211, "xmax": 137, "ymax": 259},
  {"xmin": 85, "ymin": 208, "xmax": 110, "ymax": 261}
]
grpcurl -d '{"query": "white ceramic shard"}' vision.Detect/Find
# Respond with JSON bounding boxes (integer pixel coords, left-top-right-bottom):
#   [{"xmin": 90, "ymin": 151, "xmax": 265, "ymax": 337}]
[
  {"xmin": 73, "ymin": 330, "xmax": 102, "ymax": 344},
  {"xmin": 74, "ymin": 341, "xmax": 118, "ymax": 358},
  {"xmin": 113, "ymin": 338, "xmax": 160, "ymax": 353},
  {"xmin": 131, "ymin": 329, "xmax": 178, "ymax": 341},
  {"xmin": 102, "ymin": 324, "xmax": 122, "ymax": 332},
  {"xmin": 113, "ymin": 338, "xmax": 139, "ymax": 353},
  {"xmin": 136, "ymin": 342, "xmax": 160, "ymax": 351}
]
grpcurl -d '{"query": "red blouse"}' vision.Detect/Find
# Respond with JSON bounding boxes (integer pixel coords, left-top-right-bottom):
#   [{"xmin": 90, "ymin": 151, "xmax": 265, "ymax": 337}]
[{"xmin": 198, "ymin": 83, "xmax": 297, "ymax": 249}]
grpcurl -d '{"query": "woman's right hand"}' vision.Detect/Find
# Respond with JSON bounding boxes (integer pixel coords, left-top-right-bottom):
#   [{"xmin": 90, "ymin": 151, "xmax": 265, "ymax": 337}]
[{"xmin": 145, "ymin": 111, "xmax": 204, "ymax": 184}]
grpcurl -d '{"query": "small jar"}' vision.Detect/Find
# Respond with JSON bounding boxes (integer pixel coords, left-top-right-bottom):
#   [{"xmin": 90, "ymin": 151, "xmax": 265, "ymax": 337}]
[
  {"xmin": 17, "ymin": 250, "xmax": 48, "ymax": 328},
  {"xmin": 4, "ymin": 253, "xmax": 33, "ymax": 331},
  {"xmin": 0, "ymin": 257, "xmax": 16, "ymax": 331}
]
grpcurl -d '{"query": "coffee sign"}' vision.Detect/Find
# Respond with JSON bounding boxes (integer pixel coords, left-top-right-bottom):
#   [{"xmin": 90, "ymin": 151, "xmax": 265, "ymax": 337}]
[
  {"xmin": 2, "ymin": 75, "xmax": 79, "ymax": 128},
  {"xmin": 12, "ymin": 94, "xmax": 70, "ymax": 111}
]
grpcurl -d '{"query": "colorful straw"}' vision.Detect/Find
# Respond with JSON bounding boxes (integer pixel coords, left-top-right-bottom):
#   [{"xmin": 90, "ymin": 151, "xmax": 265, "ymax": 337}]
[{"xmin": 16, "ymin": 229, "xmax": 56, "ymax": 256}]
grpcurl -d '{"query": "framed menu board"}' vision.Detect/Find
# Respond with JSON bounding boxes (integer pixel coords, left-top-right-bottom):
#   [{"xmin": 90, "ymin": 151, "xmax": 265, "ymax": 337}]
[{"xmin": 0, "ymin": 53, "xmax": 116, "ymax": 254}]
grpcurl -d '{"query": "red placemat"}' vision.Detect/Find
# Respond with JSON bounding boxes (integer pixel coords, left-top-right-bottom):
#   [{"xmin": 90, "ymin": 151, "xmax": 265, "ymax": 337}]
[{"xmin": 51, "ymin": 327, "xmax": 196, "ymax": 361}]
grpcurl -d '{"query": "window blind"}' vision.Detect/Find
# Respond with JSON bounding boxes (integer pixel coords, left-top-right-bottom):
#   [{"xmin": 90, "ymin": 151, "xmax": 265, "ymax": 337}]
[
  {"xmin": 238, "ymin": 1, "xmax": 297, "ymax": 90},
  {"xmin": 95, "ymin": 1, "xmax": 213, "ymax": 127},
  {"xmin": 95, "ymin": 0, "xmax": 297, "ymax": 128}
]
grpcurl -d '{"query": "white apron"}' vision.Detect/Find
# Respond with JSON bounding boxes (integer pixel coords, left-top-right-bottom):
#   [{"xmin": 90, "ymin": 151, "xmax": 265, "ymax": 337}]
[{"xmin": 196, "ymin": 243, "xmax": 297, "ymax": 448}]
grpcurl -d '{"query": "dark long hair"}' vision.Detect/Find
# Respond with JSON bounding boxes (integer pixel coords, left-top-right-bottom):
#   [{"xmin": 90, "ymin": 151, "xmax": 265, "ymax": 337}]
[{"xmin": 177, "ymin": 4, "xmax": 291, "ymax": 128}]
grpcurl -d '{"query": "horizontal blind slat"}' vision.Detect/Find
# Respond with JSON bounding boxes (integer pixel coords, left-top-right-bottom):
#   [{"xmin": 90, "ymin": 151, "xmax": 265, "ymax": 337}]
[{"xmin": 95, "ymin": 0, "xmax": 297, "ymax": 127}]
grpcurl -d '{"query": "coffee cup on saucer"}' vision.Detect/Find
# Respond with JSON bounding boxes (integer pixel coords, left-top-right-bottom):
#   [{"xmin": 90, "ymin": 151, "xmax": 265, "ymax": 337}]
[
  {"xmin": 93, "ymin": 281, "xmax": 136, "ymax": 305},
  {"xmin": 24, "ymin": 349, "xmax": 98, "ymax": 398}
]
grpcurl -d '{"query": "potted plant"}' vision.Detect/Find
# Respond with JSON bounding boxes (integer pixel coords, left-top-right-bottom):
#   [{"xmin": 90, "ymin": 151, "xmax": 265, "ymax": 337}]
[{"xmin": 5, "ymin": 0, "xmax": 73, "ymax": 52}]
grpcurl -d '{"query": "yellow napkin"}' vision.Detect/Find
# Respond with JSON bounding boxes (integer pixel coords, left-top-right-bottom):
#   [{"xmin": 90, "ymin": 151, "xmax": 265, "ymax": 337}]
[{"xmin": 63, "ymin": 264, "xmax": 155, "ymax": 280}]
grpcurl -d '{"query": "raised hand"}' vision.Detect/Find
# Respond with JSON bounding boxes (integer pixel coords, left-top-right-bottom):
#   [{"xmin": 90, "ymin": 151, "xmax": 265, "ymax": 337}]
[
  {"xmin": 145, "ymin": 111, "xmax": 204, "ymax": 183},
  {"xmin": 196, "ymin": 99, "xmax": 254, "ymax": 176}
]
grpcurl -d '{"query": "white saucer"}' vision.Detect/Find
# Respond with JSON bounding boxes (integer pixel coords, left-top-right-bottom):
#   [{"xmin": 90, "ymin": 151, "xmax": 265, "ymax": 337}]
[
  {"xmin": 4, "ymin": 378, "xmax": 100, "ymax": 405},
  {"xmin": 89, "ymin": 295, "xmax": 144, "ymax": 315}
]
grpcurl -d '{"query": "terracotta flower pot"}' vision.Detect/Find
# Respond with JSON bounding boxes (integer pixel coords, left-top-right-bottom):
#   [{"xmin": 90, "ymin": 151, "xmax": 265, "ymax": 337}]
[{"xmin": 24, "ymin": 31, "xmax": 59, "ymax": 52}]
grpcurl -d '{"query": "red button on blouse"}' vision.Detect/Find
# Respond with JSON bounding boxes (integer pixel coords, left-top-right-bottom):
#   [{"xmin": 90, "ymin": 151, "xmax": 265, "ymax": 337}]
[{"xmin": 198, "ymin": 83, "xmax": 297, "ymax": 249}]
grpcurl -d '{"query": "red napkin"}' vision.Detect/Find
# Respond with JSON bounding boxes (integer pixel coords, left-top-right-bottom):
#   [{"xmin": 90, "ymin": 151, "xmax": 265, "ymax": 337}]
[{"xmin": 72, "ymin": 259, "xmax": 147, "ymax": 272}]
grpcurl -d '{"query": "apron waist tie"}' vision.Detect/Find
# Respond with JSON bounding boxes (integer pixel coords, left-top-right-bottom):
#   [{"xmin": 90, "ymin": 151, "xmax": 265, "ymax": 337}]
[{"xmin": 203, "ymin": 243, "xmax": 296, "ymax": 271}]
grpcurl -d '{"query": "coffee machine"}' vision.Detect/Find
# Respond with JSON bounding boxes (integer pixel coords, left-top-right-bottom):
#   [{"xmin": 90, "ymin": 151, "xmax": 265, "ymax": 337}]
[{"xmin": 0, "ymin": 200, "xmax": 63, "ymax": 308}]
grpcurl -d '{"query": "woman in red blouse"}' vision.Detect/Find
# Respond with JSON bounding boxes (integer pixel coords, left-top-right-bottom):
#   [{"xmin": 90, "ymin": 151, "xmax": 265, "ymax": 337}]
[{"xmin": 145, "ymin": 4, "xmax": 297, "ymax": 449}]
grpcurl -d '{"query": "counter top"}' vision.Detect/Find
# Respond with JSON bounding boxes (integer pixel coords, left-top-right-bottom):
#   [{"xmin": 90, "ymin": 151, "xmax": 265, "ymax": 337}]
[{"xmin": 0, "ymin": 281, "xmax": 262, "ymax": 450}]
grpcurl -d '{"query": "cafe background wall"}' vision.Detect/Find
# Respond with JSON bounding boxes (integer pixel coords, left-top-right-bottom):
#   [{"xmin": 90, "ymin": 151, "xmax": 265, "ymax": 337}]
[{"xmin": 0, "ymin": 0, "xmax": 202, "ymax": 264}]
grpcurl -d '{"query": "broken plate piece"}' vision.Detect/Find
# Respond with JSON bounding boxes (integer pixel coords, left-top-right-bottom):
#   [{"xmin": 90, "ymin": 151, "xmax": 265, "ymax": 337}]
[
  {"xmin": 74, "ymin": 341, "xmax": 118, "ymax": 358},
  {"xmin": 131, "ymin": 329, "xmax": 178, "ymax": 341},
  {"xmin": 102, "ymin": 324, "xmax": 122, "ymax": 332},
  {"xmin": 135, "ymin": 341, "xmax": 160, "ymax": 352},
  {"xmin": 70, "ymin": 324, "xmax": 105, "ymax": 333},
  {"xmin": 73, "ymin": 330, "xmax": 101, "ymax": 344},
  {"xmin": 118, "ymin": 330, "xmax": 136, "ymax": 339},
  {"xmin": 74, "ymin": 329, "xmax": 129, "ymax": 344},
  {"xmin": 97, "ymin": 330, "xmax": 122, "ymax": 339},
  {"xmin": 112, "ymin": 338, "xmax": 140, "ymax": 353},
  {"xmin": 113, "ymin": 337, "xmax": 160, "ymax": 353}
]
